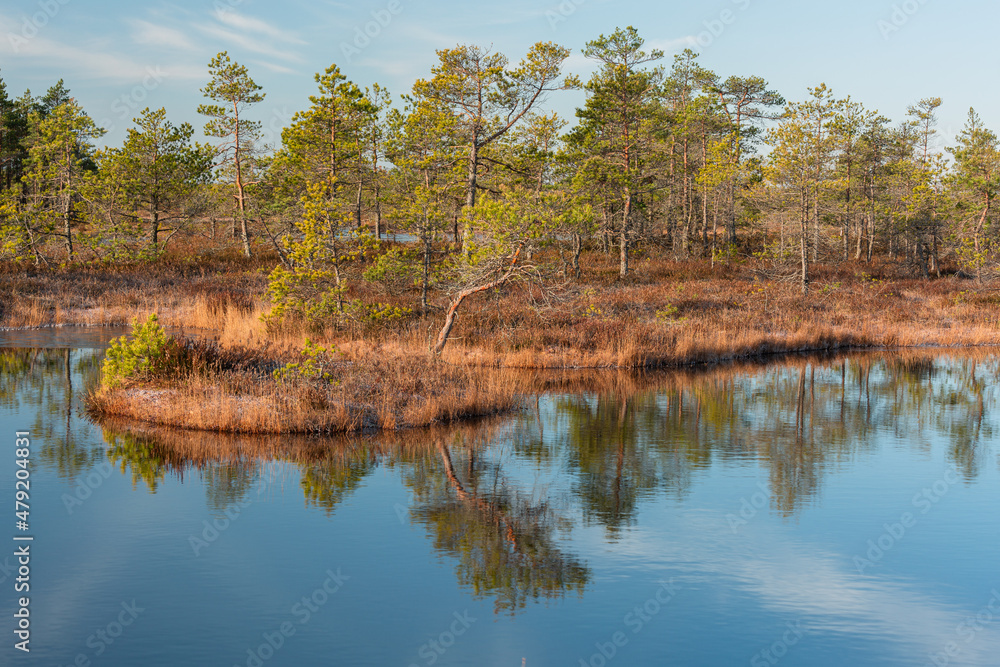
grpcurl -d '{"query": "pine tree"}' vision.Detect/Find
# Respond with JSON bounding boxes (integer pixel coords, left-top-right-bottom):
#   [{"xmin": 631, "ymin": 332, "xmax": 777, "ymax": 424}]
[
  {"xmin": 0, "ymin": 72, "xmax": 12, "ymax": 191},
  {"xmin": 39, "ymin": 80, "xmax": 71, "ymax": 116},
  {"xmin": 198, "ymin": 52, "xmax": 265, "ymax": 258},
  {"xmin": 661, "ymin": 50, "xmax": 721, "ymax": 255},
  {"xmin": 383, "ymin": 98, "xmax": 463, "ymax": 313},
  {"xmin": 271, "ymin": 64, "xmax": 374, "ymax": 231},
  {"xmin": 21, "ymin": 98, "xmax": 103, "ymax": 260},
  {"xmin": 87, "ymin": 107, "xmax": 211, "ymax": 259},
  {"xmin": 1, "ymin": 86, "xmax": 37, "ymax": 191},
  {"xmin": 412, "ymin": 41, "xmax": 569, "ymax": 254},
  {"xmin": 765, "ymin": 84, "xmax": 837, "ymax": 293},
  {"xmin": 714, "ymin": 75, "xmax": 784, "ymax": 245},
  {"xmin": 568, "ymin": 26, "xmax": 664, "ymax": 278},
  {"xmin": 947, "ymin": 108, "xmax": 1000, "ymax": 277}
]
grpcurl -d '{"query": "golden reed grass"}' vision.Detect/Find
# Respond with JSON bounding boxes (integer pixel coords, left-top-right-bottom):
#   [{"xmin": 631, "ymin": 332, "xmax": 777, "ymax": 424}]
[
  {"xmin": 7, "ymin": 252, "xmax": 1000, "ymax": 434},
  {"xmin": 87, "ymin": 344, "xmax": 522, "ymax": 434}
]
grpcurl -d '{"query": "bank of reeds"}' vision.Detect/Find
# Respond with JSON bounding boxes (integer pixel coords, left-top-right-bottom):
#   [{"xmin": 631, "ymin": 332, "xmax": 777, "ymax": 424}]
[
  {"xmin": 87, "ymin": 337, "xmax": 521, "ymax": 433},
  {"xmin": 6, "ymin": 254, "xmax": 999, "ymax": 371},
  {"xmin": 9, "ymin": 251, "xmax": 1000, "ymax": 434}
]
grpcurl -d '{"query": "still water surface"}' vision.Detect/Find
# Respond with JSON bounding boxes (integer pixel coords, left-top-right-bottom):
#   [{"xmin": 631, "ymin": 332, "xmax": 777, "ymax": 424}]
[{"xmin": 1, "ymin": 329, "xmax": 998, "ymax": 666}]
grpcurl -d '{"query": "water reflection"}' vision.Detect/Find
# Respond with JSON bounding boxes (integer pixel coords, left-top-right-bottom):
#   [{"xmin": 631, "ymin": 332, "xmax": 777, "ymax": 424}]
[
  {"xmin": 401, "ymin": 434, "xmax": 589, "ymax": 613},
  {"xmin": 515, "ymin": 354, "xmax": 997, "ymax": 525},
  {"xmin": 96, "ymin": 419, "xmax": 591, "ymax": 614},
  {"xmin": 0, "ymin": 348, "xmax": 103, "ymax": 481},
  {"xmin": 12, "ymin": 346, "xmax": 1000, "ymax": 617}
]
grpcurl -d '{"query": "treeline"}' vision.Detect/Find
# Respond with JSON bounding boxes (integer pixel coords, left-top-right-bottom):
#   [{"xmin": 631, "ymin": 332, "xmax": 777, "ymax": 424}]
[{"xmin": 1, "ymin": 26, "xmax": 998, "ymax": 324}]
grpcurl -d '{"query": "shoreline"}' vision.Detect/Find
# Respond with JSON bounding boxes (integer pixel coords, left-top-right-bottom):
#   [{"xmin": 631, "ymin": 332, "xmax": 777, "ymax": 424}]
[
  {"xmin": 79, "ymin": 340, "xmax": 1000, "ymax": 436},
  {"xmin": 5, "ymin": 259, "xmax": 1000, "ymax": 434}
]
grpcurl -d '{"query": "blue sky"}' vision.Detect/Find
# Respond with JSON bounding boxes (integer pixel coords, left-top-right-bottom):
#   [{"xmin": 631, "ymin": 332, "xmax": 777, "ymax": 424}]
[{"xmin": 0, "ymin": 0, "xmax": 996, "ymax": 151}]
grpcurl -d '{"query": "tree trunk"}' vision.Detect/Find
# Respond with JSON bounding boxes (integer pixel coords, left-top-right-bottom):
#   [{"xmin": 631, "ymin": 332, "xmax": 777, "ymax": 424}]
[
  {"xmin": 572, "ymin": 233, "xmax": 582, "ymax": 279},
  {"xmin": 701, "ymin": 184, "xmax": 709, "ymax": 257},
  {"xmin": 812, "ymin": 189, "xmax": 820, "ymax": 263},
  {"xmin": 434, "ymin": 245, "xmax": 523, "ymax": 355},
  {"xmin": 727, "ymin": 179, "xmax": 737, "ymax": 246},
  {"xmin": 867, "ymin": 215, "xmax": 874, "ymax": 263},
  {"xmin": 711, "ymin": 200, "xmax": 718, "ymax": 267},
  {"xmin": 931, "ymin": 224, "xmax": 941, "ymax": 278},
  {"xmin": 374, "ymin": 185, "xmax": 383, "ymax": 241},
  {"xmin": 619, "ymin": 193, "xmax": 631, "ymax": 278},
  {"xmin": 842, "ymin": 161, "xmax": 851, "ymax": 261},
  {"xmin": 462, "ymin": 140, "xmax": 479, "ymax": 256},
  {"xmin": 855, "ymin": 182, "xmax": 867, "ymax": 261},
  {"xmin": 422, "ymin": 232, "xmax": 430, "ymax": 315},
  {"xmin": 800, "ymin": 193, "xmax": 809, "ymax": 295},
  {"xmin": 240, "ymin": 214, "xmax": 251, "ymax": 259},
  {"xmin": 150, "ymin": 207, "xmax": 160, "ymax": 249},
  {"xmin": 355, "ymin": 179, "xmax": 363, "ymax": 230},
  {"xmin": 233, "ymin": 101, "xmax": 251, "ymax": 258},
  {"xmin": 62, "ymin": 190, "xmax": 73, "ymax": 258}
]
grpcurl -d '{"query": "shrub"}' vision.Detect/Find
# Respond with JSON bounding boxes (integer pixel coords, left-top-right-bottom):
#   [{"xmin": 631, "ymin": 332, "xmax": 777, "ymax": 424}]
[
  {"xmin": 101, "ymin": 314, "xmax": 176, "ymax": 388},
  {"xmin": 345, "ymin": 300, "xmax": 412, "ymax": 324},
  {"xmin": 654, "ymin": 304, "xmax": 687, "ymax": 325},
  {"xmin": 272, "ymin": 339, "xmax": 343, "ymax": 385}
]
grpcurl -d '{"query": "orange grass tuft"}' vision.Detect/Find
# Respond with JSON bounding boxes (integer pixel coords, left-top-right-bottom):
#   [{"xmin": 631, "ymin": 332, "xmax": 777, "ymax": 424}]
[{"xmin": 8, "ymin": 251, "xmax": 1000, "ymax": 434}]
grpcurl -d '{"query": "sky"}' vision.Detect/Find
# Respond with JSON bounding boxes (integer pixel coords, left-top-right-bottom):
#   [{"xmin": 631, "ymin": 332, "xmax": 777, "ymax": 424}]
[{"xmin": 0, "ymin": 0, "xmax": 996, "ymax": 152}]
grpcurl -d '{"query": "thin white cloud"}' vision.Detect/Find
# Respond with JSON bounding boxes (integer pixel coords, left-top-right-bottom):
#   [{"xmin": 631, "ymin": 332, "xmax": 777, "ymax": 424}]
[
  {"xmin": 646, "ymin": 36, "xmax": 700, "ymax": 54},
  {"xmin": 253, "ymin": 60, "xmax": 297, "ymax": 75},
  {"xmin": 561, "ymin": 52, "xmax": 597, "ymax": 78},
  {"xmin": 214, "ymin": 10, "xmax": 305, "ymax": 45},
  {"xmin": 604, "ymin": 517, "xmax": 1000, "ymax": 666},
  {"xmin": 478, "ymin": 8, "xmax": 551, "ymax": 26},
  {"xmin": 354, "ymin": 55, "xmax": 427, "ymax": 80},
  {"xmin": 0, "ymin": 17, "xmax": 204, "ymax": 83},
  {"xmin": 395, "ymin": 23, "xmax": 465, "ymax": 48},
  {"xmin": 194, "ymin": 23, "xmax": 303, "ymax": 63},
  {"xmin": 128, "ymin": 19, "xmax": 197, "ymax": 51}
]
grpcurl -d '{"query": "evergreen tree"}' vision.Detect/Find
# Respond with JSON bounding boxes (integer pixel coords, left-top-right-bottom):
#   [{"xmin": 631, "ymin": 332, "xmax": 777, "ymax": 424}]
[
  {"xmin": 0, "ymin": 72, "xmax": 13, "ymax": 191},
  {"xmin": 383, "ymin": 97, "xmax": 463, "ymax": 313},
  {"xmin": 567, "ymin": 26, "xmax": 665, "ymax": 278},
  {"xmin": 714, "ymin": 75, "xmax": 784, "ymax": 245},
  {"xmin": 947, "ymin": 108, "xmax": 1000, "ymax": 277},
  {"xmin": 21, "ymin": 98, "xmax": 103, "ymax": 260},
  {"xmin": 271, "ymin": 64, "xmax": 374, "ymax": 231},
  {"xmin": 412, "ymin": 41, "xmax": 570, "ymax": 253},
  {"xmin": 87, "ymin": 108, "xmax": 212, "ymax": 259},
  {"xmin": 661, "ymin": 50, "xmax": 721, "ymax": 255},
  {"xmin": 198, "ymin": 52, "xmax": 265, "ymax": 258},
  {"xmin": 40, "ymin": 80, "xmax": 71, "ymax": 116},
  {"xmin": 765, "ymin": 84, "xmax": 837, "ymax": 293}
]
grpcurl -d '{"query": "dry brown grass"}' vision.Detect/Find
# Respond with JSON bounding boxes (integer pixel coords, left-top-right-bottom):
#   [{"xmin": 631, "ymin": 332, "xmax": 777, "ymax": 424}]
[
  {"xmin": 429, "ymin": 258, "xmax": 1000, "ymax": 369},
  {"xmin": 9, "ymin": 248, "xmax": 1000, "ymax": 434},
  {"xmin": 0, "ymin": 253, "xmax": 270, "ymax": 328},
  {"xmin": 87, "ymin": 342, "xmax": 522, "ymax": 434},
  {"xmin": 8, "ymin": 250, "xmax": 997, "ymax": 371},
  {"xmin": 1, "ymin": 299, "xmax": 51, "ymax": 328}
]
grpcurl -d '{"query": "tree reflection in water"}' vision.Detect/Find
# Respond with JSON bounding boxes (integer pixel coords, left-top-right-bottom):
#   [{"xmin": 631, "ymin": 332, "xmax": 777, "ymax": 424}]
[
  {"xmin": 12, "ymin": 346, "xmax": 997, "ymax": 613},
  {"xmin": 508, "ymin": 352, "xmax": 998, "ymax": 522},
  {"xmin": 402, "ymin": 434, "xmax": 589, "ymax": 614},
  {"xmin": 0, "ymin": 347, "xmax": 104, "ymax": 481},
  {"xmin": 95, "ymin": 419, "xmax": 590, "ymax": 613}
]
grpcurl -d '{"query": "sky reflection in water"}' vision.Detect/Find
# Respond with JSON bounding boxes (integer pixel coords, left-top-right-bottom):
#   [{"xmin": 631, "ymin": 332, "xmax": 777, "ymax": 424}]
[{"xmin": 0, "ymin": 332, "xmax": 998, "ymax": 666}]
